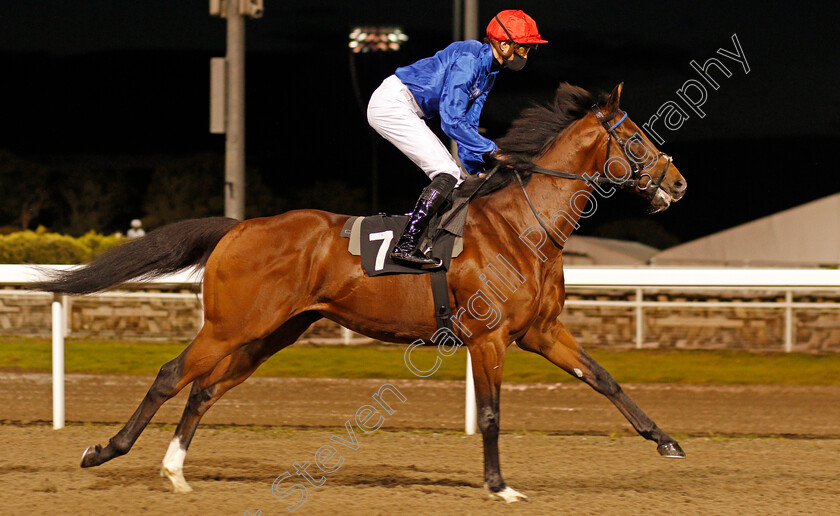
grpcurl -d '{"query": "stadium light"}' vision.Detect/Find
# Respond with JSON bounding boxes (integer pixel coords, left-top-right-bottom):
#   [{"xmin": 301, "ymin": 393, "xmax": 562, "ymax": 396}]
[{"xmin": 348, "ymin": 26, "xmax": 408, "ymax": 54}]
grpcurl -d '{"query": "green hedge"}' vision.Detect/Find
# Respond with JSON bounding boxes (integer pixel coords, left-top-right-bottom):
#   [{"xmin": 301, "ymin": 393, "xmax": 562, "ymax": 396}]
[{"xmin": 0, "ymin": 228, "xmax": 124, "ymax": 264}]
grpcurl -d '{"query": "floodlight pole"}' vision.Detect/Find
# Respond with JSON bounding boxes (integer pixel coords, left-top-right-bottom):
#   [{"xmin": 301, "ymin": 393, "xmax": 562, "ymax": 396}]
[
  {"xmin": 453, "ymin": 0, "xmax": 463, "ymax": 41},
  {"xmin": 449, "ymin": 0, "xmax": 480, "ymax": 167},
  {"xmin": 211, "ymin": 0, "xmax": 262, "ymax": 219},
  {"xmin": 225, "ymin": 0, "xmax": 246, "ymax": 220},
  {"xmin": 464, "ymin": 0, "xmax": 479, "ymax": 40}
]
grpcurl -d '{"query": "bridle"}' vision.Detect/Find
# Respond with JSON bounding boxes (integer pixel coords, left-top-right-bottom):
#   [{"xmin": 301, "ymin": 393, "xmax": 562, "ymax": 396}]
[
  {"xmin": 590, "ymin": 105, "xmax": 672, "ymax": 193},
  {"xmin": 525, "ymin": 106, "xmax": 672, "ymax": 192},
  {"xmin": 514, "ymin": 105, "xmax": 674, "ymax": 249}
]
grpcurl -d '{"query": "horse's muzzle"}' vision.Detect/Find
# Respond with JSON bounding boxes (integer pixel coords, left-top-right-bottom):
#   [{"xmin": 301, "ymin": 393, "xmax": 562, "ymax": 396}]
[{"xmin": 648, "ymin": 188, "xmax": 673, "ymax": 213}]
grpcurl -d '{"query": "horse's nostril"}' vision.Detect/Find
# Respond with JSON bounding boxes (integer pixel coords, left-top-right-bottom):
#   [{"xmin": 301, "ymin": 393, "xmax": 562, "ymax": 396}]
[{"xmin": 673, "ymin": 179, "xmax": 686, "ymax": 192}]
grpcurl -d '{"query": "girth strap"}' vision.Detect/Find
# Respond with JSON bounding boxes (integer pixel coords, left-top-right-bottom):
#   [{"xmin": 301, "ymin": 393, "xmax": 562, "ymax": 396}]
[{"xmin": 429, "ymin": 269, "xmax": 453, "ymax": 332}]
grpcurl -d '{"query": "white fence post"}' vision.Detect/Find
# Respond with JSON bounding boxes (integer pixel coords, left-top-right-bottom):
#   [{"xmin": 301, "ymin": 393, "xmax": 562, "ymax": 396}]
[
  {"xmin": 52, "ymin": 295, "xmax": 65, "ymax": 430},
  {"xmin": 465, "ymin": 350, "xmax": 477, "ymax": 435},
  {"xmin": 63, "ymin": 296, "xmax": 71, "ymax": 336},
  {"xmin": 635, "ymin": 287, "xmax": 644, "ymax": 349},
  {"xmin": 784, "ymin": 289, "xmax": 794, "ymax": 353}
]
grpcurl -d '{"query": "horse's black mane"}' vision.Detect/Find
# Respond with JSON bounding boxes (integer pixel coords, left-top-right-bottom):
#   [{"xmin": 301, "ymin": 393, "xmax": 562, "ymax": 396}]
[{"xmin": 456, "ymin": 82, "xmax": 611, "ymax": 199}]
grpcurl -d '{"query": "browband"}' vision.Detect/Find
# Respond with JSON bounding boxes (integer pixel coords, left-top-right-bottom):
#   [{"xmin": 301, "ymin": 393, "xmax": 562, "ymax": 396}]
[{"xmin": 610, "ymin": 111, "xmax": 628, "ymax": 130}]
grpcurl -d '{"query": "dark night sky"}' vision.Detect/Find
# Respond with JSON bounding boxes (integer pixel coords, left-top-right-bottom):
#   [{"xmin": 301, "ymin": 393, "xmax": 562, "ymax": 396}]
[{"xmin": 1, "ymin": 1, "xmax": 838, "ymax": 243}]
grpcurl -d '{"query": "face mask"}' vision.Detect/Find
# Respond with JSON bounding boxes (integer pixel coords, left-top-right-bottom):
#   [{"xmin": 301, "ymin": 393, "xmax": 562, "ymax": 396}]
[{"xmin": 502, "ymin": 52, "xmax": 527, "ymax": 72}]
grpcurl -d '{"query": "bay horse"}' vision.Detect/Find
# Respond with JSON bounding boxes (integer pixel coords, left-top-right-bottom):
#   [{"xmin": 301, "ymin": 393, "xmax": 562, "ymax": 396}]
[{"xmin": 36, "ymin": 83, "xmax": 687, "ymax": 502}]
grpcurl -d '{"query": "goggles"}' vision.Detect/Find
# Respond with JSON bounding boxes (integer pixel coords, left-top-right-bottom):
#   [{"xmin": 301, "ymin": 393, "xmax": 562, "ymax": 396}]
[{"xmin": 511, "ymin": 43, "xmax": 538, "ymax": 57}]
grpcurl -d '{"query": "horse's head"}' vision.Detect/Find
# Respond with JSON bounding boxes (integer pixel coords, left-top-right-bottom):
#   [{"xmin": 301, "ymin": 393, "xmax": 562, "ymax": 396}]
[
  {"xmin": 589, "ymin": 83, "xmax": 687, "ymax": 213},
  {"xmin": 486, "ymin": 82, "xmax": 686, "ymax": 214}
]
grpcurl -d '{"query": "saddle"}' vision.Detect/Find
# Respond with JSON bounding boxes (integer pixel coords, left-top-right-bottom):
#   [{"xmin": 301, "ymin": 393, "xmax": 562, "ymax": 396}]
[{"xmin": 340, "ymin": 194, "xmax": 470, "ymax": 332}]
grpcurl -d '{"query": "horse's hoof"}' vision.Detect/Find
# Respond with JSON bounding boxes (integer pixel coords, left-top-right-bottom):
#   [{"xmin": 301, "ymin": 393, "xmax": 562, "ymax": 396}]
[
  {"xmin": 489, "ymin": 486, "xmax": 529, "ymax": 503},
  {"xmin": 657, "ymin": 441, "xmax": 686, "ymax": 459},
  {"xmin": 80, "ymin": 444, "xmax": 103, "ymax": 468},
  {"xmin": 161, "ymin": 466, "xmax": 194, "ymax": 493}
]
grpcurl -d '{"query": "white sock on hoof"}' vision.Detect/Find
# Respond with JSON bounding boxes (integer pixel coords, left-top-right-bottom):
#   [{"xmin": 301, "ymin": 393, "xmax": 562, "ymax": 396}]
[
  {"xmin": 161, "ymin": 437, "xmax": 192, "ymax": 493},
  {"xmin": 489, "ymin": 486, "xmax": 529, "ymax": 503}
]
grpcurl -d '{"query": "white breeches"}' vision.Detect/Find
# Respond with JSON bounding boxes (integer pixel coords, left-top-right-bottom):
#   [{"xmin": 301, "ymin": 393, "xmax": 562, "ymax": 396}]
[{"xmin": 367, "ymin": 75, "xmax": 466, "ymax": 185}]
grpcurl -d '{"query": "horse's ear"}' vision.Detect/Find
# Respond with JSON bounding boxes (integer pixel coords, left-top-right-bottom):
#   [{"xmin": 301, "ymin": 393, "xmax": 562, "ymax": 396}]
[{"xmin": 605, "ymin": 82, "xmax": 624, "ymax": 112}]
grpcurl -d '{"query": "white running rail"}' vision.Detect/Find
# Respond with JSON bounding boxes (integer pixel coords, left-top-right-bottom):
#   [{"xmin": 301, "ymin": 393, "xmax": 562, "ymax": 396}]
[{"xmin": 2, "ymin": 265, "xmax": 839, "ymax": 432}]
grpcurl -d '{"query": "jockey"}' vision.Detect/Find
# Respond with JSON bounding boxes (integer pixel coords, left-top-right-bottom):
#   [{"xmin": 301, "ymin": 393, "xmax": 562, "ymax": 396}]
[{"xmin": 367, "ymin": 9, "xmax": 547, "ymax": 269}]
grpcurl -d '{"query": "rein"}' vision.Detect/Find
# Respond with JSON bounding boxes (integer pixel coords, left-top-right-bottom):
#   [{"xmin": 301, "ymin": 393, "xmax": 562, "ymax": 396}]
[{"xmin": 514, "ymin": 169, "xmax": 566, "ymax": 249}]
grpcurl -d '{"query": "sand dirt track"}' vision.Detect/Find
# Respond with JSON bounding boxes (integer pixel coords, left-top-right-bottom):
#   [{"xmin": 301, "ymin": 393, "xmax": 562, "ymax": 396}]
[{"xmin": 2, "ymin": 373, "xmax": 840, "ymax": 515}]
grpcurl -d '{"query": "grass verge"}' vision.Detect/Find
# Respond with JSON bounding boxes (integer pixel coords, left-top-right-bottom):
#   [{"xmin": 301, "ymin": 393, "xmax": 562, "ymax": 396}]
[{"xmin": 2, "ymin": 337, "xmax": 840, "ymax": 384}]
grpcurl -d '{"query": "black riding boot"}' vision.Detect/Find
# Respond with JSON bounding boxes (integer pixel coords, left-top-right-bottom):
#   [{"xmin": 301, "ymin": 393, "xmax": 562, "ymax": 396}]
[{"xmin": 391, "ymin": 174, "xmax": 457, "ymax": 269}]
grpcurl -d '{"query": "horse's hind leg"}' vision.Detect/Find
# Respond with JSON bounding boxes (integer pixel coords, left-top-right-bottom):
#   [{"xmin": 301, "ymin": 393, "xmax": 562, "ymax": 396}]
[
  {"xmin": 517, "ymin": 320, "xmax": 685, "ymax": 458},
  {"xmin": 161, "ymin": 313, "xmax": 319, "ymax": 493},
  {"xmin": 80, "ymin": 325, "xmax": 241, "ymax": 468}
]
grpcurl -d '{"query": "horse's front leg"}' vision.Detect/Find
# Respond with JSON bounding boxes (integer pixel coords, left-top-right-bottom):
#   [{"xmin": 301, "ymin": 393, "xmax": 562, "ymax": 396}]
[
  {"xmin": 517, "ymin": 319, "xmax": 685, "ymax": 458},
  {"xmin": 468, "ymin": 337, "xmax": 528, "ymax": 503}
]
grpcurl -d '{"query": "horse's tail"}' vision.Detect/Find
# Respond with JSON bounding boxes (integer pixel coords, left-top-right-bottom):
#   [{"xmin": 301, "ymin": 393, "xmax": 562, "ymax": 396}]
[{"xmin": 34, "ymin": 217, "xmax": 240, "ymax": 295}]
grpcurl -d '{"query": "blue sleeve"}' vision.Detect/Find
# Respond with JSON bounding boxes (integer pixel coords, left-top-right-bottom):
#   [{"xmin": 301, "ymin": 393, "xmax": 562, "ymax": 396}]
[
  {"xmin": 438, "ymin": 55, "xmax": 497, "ymax": 174},
  {"xmin": 461, "ymin": 91, "xmax": 497, "ymax": 171}
]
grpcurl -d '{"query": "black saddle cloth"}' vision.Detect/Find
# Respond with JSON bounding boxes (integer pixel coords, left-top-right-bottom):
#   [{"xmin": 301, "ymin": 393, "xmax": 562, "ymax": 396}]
[{"xmin": 359, "ymin": 214, "xmax": 458, "ymax": 277}]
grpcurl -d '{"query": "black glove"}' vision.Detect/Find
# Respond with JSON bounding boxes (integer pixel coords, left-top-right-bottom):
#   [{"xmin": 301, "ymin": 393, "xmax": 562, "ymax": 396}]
[{"xmin": 483, "ymin": 150, "xmax": 498, "ymax": 165}]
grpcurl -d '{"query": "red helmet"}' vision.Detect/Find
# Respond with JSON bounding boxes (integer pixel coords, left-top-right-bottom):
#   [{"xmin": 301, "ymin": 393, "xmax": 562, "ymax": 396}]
[{"xmin": 486, "ymin": 10, "xmax": 547, "ymax": 44}]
